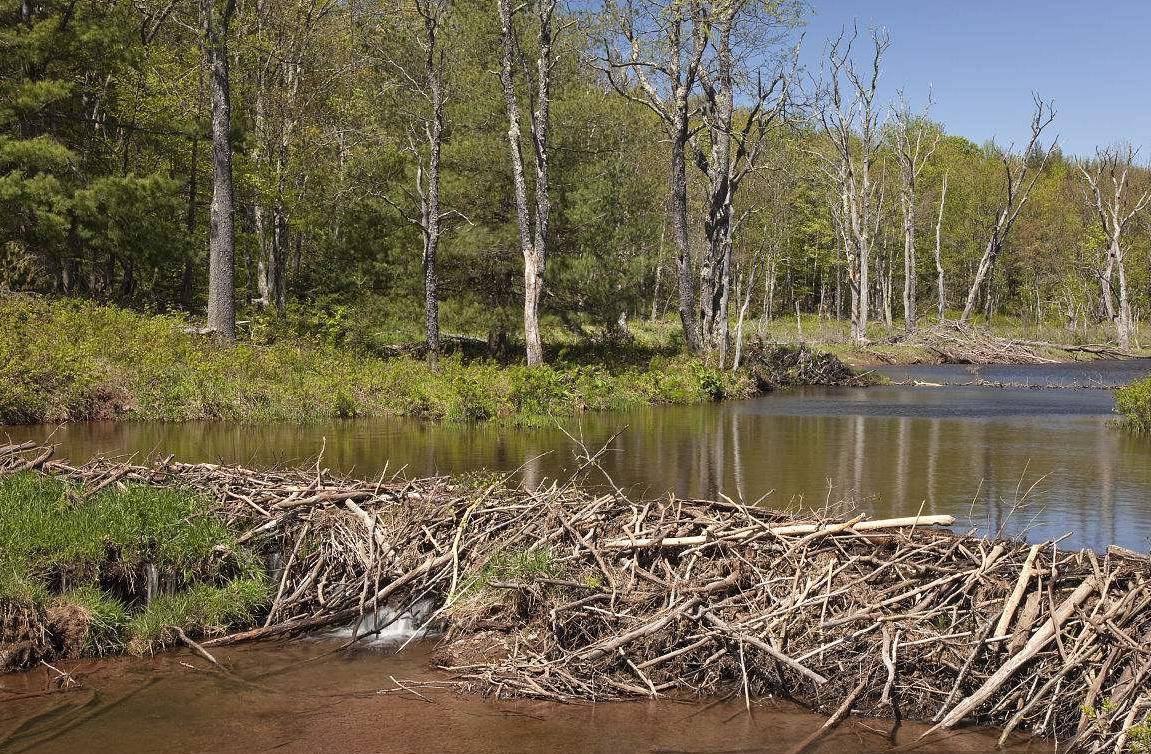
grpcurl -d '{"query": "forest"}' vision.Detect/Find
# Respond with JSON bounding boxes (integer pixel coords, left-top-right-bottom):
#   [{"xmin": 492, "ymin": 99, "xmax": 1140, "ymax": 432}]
[{"xmin": 4, "ymin": 0, "xmax": 1151, "ymax": 370}]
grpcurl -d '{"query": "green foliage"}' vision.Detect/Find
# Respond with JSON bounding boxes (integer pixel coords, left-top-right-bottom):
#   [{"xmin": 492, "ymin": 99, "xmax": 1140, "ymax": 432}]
[
  {"xmin": 0, "ymin": 473, "xmax": 237, "ymax": 596},
  {"xmin": 0, "ymin": 470, "xmax": 267, "ymax": 656},
  {"xmin": 471, "ymin": 548, "xmax": 559, "ymax": 592},
  {"xmin": 1116, "ymin": 377, "xmax": 1151, "ymax": 433},
  {"xmin": 56, "ymin": 586, "xmax": 130, "ymax": 653},
  {"xmin": 127, "ymin": 578, "xmax": 270, "ymax": 651},
  {"xmin": 1129, "ymin": 722, "xmax": 1151, "ymax": 754}
]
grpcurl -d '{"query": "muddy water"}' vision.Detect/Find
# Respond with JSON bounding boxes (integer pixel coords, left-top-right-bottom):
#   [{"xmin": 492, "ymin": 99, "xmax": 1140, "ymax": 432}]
[
  {"xmin": 0, "ymin": 641, "xmax": 1049, "ymax": 754},
  {"xmin": 6, "ymin": 362, "xmax": 1151, "ymax": 553}
]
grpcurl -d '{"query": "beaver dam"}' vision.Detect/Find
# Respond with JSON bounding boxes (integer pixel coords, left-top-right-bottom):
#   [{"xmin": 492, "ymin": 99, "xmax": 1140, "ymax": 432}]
[{"xmin": 1, "ymin": 442, "xmax": 1149, "ymax": 753}]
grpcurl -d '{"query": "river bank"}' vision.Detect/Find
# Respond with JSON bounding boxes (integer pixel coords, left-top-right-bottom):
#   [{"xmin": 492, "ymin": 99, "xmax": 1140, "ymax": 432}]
[
  {"xmin": 0, "ymin": 296, "xmax": 760, "ymax": 426},
  {"xmin": 6, "ymin": 294, "xmax": 1150, "ymax": 429},
  {"xmin": 1, "ymin": 443, "xmax": 1148, "ymax": 753}
]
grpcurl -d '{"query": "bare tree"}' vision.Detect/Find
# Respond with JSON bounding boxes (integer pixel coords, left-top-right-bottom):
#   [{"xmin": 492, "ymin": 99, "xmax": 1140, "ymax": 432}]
[
  {"xmin": 959, "ymin": 95, "xmax": 1055, "ymax": 322},
  {"xmin": 932, "ymin": 170, "xmax": 947, "ymax": 321},
  {"xmin": 601, "ymin": 0, "xmax": 708, "ymax": 353},
  {"xmin": 692, "ymin": 3, "xmax": 790, "ymax": 365},
  {"xmin": 497, "ymin": 0, "xmax": 560, "ymax": 365},
  {"xmin": 201, "ymin": 0, "xmax": 237, "ymax": 340},
  {"xmin": 889, "ymin": 92, "xmax": 938, "ymax": 330},
  {"xmin": 1077, "ymin": 144, "xmax": 1151, "ymax": 348},
  {"xmin": 380, "ymin": 0, "xmax": 456, "ymax": 364},
  {"xmin": 812, "ymin": 26, "xmax": 889, "ymax": 344}
]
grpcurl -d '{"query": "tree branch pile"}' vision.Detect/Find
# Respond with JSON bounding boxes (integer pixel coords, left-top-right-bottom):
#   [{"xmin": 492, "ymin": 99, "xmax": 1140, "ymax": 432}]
[
  {"xmin": 745, "ymin": 342, "xmax": 865, "ymax": 389},
  {"xmin": 886, "ymin": 321, "xmax": 1141, "ymax": 364},
  {"xmin": 2, "ymin": 442, "xmax": 1149, "ymax": 752}
]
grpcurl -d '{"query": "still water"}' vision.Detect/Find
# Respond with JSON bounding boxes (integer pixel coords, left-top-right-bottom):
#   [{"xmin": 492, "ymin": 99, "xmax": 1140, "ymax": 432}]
[
  {"xmin": 0, "ymin": 641, "xmax": 1048, "ymax": 754},
  {"xmin": 5, "ymin": 362, "xmax": 1151, "ymax": 553}
]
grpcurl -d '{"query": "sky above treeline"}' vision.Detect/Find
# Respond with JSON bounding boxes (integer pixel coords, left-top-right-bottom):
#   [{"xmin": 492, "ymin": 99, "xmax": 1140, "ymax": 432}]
[{"xmin": 799, "ymin": 0, "xmax": 1150, "ymax": 157}]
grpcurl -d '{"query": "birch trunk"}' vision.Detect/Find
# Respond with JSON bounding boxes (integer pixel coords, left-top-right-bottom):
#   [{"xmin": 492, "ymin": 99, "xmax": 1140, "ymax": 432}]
[
  {"xmin": 497, "ymin": 0, "xmax": 553, "ymax": 365},
  {"xmin": 933, "ymin": 172, "xmax": 947, "ymax": 321}
]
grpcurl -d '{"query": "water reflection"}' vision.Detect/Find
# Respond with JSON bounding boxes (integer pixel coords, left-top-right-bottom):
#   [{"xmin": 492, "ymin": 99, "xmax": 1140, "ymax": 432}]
[{"xmin": 5, "ymin": 382, "xmax": 1150, "ymax": 553}]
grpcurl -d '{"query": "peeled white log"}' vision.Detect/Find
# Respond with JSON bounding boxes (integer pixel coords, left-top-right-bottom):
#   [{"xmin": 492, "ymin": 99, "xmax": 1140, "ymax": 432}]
[{"xmin": 601, "ymin": 514, "xmax": 956, "ymax": 550}]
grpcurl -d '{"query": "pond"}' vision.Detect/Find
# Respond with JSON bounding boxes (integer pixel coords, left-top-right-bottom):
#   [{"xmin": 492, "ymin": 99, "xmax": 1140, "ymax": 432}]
[{"xmin": 5, "ymin": 360, "xmax": 1151, "ymax": 553}]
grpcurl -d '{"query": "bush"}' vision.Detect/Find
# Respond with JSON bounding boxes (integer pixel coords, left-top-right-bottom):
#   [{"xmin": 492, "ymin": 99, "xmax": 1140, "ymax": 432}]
[{"xmin": 1116, "ymin": 377, "xmax": 1151, "ymax": 433}]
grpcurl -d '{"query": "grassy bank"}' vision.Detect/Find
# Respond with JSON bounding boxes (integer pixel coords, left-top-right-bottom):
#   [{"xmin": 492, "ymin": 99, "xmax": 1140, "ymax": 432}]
[
  {"xmin": 1116, "ymin": 377, "xmax": 1151, "ymax": 433},
  {"xmin": 0, "ymin": 295, "xmax": 752, "ymax": 425},
  {"xmin": 0, "ymin": 473, "xmax": 267, "ymax": 668}
]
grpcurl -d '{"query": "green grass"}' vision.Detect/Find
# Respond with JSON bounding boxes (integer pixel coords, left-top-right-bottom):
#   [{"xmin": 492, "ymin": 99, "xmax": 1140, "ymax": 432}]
[
  {"xmin": 0, "ymin": 472, "xmax": 268, "ymax": 658},
  {"xmin": 0, "ymin": 295, "xmax": 750, "ymax": 426},
  {"xmin": 1116, "ymin": 377, "xmax": 1151, "ymax": 433}
]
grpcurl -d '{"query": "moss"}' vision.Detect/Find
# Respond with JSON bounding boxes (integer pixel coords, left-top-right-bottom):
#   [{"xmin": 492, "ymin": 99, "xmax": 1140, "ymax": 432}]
[{"xmin": 1116, "ymin": 377, "xmax": 1151, "ymax": 433}]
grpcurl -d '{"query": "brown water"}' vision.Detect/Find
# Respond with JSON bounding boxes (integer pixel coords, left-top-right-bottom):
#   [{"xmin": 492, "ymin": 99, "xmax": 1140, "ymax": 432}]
[
  {"xmin": 5, "ymin": 361, "xmax": 1151, "ymax": 552},
  {"xmin": 0, "ymin": 641, "xmax": 1049, "ymax": 754}
]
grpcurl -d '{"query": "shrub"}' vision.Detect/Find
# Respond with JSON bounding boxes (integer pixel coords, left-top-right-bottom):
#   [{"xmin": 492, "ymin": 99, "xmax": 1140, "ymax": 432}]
[{"xmin": 1116, "ymin": 377, "xmax": 1151, "ymax": 433}]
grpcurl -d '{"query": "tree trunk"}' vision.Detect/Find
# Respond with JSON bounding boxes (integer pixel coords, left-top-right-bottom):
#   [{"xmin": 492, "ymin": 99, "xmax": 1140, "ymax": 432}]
[
  {"xmin": 422, "ymin": 43, "xmax": 445, "ymax": 364},
  {"xmin": 901, "ymin": 190, "xmax": 916, "ymax": 329},
  {"xmin": 202, "ymin": 0, "xmax": 237, "ymax": 341},
  {"xmin": 698, "ymin": 21, "xmax": 735, "ymax": 364},
  {"xmin": 934, "ymin": 173, "xmax": 947, "ymax": 321},
  {"xmin": 1114, "ymin": 237, "xmax": 1133, "ymax": 349},
  {"xmin": 497, "ymin": 0, "xmax": 550, "ymax": 366},
  {"xmin": 961, "ymin": 229, "xmax": 1000, "ymax": 323},
  {"xmin": 669, "ymin": 116, "xmax": 700, "ymax": 353},
  {"xmin": 1100, "ymin": 243, "xmax": 1117, "ymax": 322}
]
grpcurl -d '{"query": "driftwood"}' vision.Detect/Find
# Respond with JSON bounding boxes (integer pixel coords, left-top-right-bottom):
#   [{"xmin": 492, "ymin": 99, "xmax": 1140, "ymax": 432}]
[{"xmin": 1, "ymin": 442, "xmax": 1149, "ymax": 753}]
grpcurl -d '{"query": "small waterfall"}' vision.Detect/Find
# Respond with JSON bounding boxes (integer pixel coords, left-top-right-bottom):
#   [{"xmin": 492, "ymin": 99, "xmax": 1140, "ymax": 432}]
[{"xmin": 330, "ymin": 599, "xmax": 437, "ymax": 646}]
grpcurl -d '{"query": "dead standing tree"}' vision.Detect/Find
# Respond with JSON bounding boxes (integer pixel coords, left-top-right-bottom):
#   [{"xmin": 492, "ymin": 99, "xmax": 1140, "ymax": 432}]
[
  {"xmin": 813, "ymin": 27, "xmax": 889, "ymax": 345},
  {"xmin": 380, "ymin": 0, "xmax": 457, "ymax": 364},
  {"xmin": 692, "ymin": 1, "xmax": 789, "ymax": 365},
  {"xmin": 932, "ymin": 170, "xmax": 947, "ymax": 321},
  {"xmin": 497, "ymin": 0, "xmax": 561, "ymax": 365},
  {"xmin": 959, "ymin": 96, "xmax": 1055, "ymax": 323},
  {"xmin": 1077, "ymin": 144, "xmax": 1151, "ymax": 349},
  {"xmin": 601, "ymin": 0, "xmax": 709, "ymax": 354},
  {"xmin": 889, "ymin": 92, "xmax": 938, "ymax": 330}
]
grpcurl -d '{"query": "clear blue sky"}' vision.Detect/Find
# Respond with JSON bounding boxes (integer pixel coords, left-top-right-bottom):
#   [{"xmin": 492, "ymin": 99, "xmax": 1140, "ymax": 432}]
[{"xmin": 798, "ymin": 0, "xmax": 1151, "ymax": 157}]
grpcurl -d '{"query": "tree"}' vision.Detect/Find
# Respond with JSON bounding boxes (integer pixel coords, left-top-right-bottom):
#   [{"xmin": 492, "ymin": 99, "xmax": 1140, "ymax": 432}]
[
  {"xmin": 692, "ymin": 2, "xmax": 790, "ymax": 364},
  {"xmin": 813, "ymin": 27, "xmax": 889, "ymax": 344},
  {"xmin": 889, "ymin": 93, "xmax": 938, "ymax": 329},
  {"xmin": 959, "ymin": 96, "xmax": 1055, "ymax": 323},
  {"xmin": 1077, "ymin": 144, "xmax": 1151, "ymax": 348},
  {"xmin": 201, "ymin": 0, "xmax": 238, "ymax": 340},
  {"xmin": 601, "ymin": 0, "xmax": 708, "ymax": 353},
  {"xmin": 379, "ymin": 0, "xmax": 457, "ymax": 364},
  {"xmin": 932, "ymin": 171, "xmax": 948, "ymax": 321},
  {"xmin": 497, "ymin": 0, "xmax": 560, "ymax": 365}
]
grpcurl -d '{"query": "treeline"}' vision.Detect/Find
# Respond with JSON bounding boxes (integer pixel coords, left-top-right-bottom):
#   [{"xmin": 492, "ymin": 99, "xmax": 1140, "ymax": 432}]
[{"xmin": 3, "ymin": 0, "xmax": 1150, "ymax": 365}]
